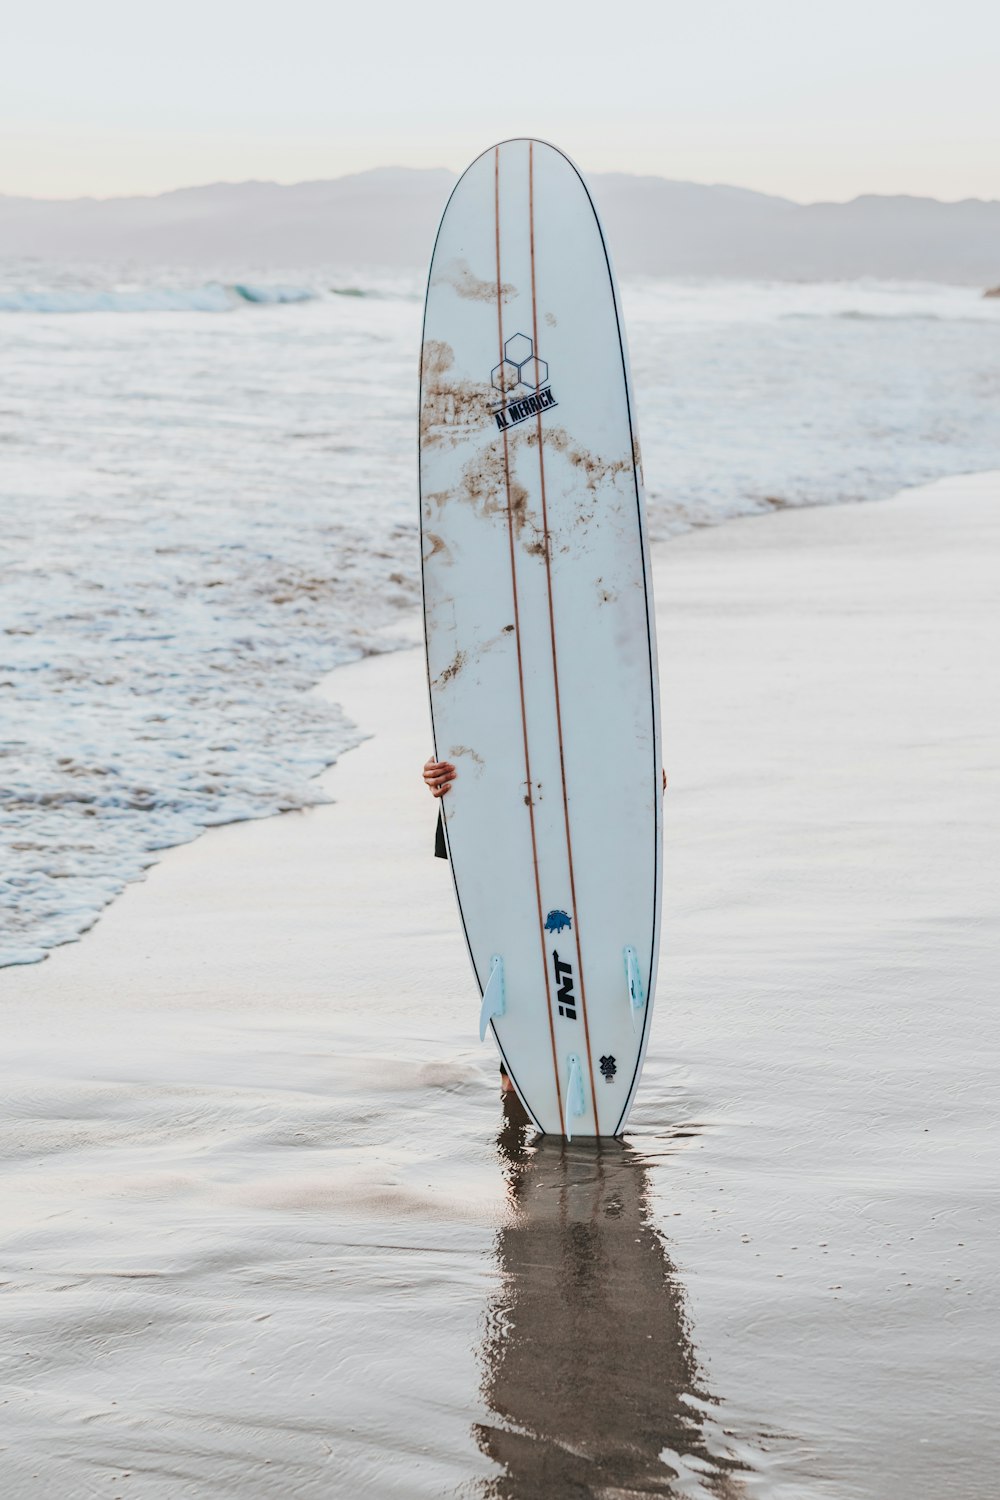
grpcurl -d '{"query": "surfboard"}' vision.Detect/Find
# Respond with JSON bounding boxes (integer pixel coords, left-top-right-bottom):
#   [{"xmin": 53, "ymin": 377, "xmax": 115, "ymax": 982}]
[{"xmin": 419, "ymin": 138, "xmax": 662, "ymax": 1137}]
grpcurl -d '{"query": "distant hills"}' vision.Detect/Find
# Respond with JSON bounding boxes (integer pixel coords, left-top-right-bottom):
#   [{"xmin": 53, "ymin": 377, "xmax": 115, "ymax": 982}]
[{"xmin": 2, "ymin": 167, "xmax": 999, "ymax": 283}]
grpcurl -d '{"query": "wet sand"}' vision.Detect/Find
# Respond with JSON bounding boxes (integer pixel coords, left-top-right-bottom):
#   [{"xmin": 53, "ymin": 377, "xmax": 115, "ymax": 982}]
[{"xmin": 2, "ymin": 472, "xmax": 997, "ymax": 1498}]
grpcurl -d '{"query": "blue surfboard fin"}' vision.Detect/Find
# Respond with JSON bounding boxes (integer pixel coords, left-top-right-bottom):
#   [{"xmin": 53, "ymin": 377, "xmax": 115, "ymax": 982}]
[
  {"xmin": 624, "ymin": 945, "xmax": 645, "ymax": 1032},
  {"xmin": 479, "ymin": 954, "xmax": 505, "ymax": 1041},
  {"xmin": 563, "ymin": 1053, "xmax": 586, "ymax": 1139}
]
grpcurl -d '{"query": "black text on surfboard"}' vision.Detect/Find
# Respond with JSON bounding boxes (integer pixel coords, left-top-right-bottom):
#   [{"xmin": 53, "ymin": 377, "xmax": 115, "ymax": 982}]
[
  {"xmin": 490, "ymin": 333, "xmax": 558, "ymax": 431},
  {"xmin": 494, "ymin": 387, "xmax": 558, "ymax": 432},
  {"xmin": 552, "ymin": 949, "xmax": 577, "ymax": 1020}
]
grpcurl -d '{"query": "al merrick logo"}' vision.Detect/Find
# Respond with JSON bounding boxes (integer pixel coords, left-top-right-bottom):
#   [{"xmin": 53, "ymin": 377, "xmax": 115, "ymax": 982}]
[{"xmin": 491, "ymin": 333, "xmax": 558, "ymax": 432}]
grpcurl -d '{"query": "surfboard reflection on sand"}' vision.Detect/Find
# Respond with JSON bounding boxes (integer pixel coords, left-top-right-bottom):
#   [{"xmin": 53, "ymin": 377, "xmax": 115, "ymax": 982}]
[{"xmin": 474, "ymin": 1094, "xmax": 749, "ymax": 1498}]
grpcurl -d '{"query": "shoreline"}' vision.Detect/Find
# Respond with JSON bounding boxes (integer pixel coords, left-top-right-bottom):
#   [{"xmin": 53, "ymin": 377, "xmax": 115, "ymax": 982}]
[
  {"xmin": 2, "ymin": 471, "xmax": 998, "ymax": 1498},
  {"xmin": 5, "ymin": 458, "xmax": 995, "ymax": 981},
  {"xmin": 3, "ymin": 450, "xmax": 995, "ymax": 978}
]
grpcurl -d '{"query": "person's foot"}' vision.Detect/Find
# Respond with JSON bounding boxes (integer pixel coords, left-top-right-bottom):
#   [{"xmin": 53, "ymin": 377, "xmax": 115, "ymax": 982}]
[{"xmin": 499, "ymin": 1067, "xmax": 514, "ymax": 1094}]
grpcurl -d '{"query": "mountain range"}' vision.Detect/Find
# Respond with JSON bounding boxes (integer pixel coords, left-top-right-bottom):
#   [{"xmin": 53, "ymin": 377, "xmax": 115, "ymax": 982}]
[{"xmin": 2, "ymin": 168, "xmax": 998, "ymax": 282}]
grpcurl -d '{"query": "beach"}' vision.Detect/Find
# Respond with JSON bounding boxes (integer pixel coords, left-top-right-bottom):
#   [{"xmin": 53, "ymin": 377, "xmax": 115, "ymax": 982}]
[{"xmin": 2, "ymin": 471, "xmax": 997, "ymax": 1497}]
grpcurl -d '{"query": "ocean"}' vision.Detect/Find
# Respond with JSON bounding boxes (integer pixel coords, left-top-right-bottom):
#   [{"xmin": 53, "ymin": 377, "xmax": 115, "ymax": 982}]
[{"xmin": 2, "ymin": 266, "xmax": 998, "ymax": 966}]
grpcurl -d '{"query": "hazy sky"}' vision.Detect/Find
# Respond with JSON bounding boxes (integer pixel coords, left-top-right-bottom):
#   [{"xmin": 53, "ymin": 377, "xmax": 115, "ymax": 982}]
[{"xmin": 4, "ymin": 0, "xmax": 998, "ymax": 201}]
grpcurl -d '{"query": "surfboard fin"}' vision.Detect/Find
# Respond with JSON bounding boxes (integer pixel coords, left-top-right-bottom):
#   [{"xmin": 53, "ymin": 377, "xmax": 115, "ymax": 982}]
[
  {"xmin": 624, "ymin": 945, "xmax": 645, "ymax": 1032},
  {"xmin": 563, "ymin": 1054, "xmax": 586, "ymax": 1140},
  {"xmin": 478, "ymin": 954, "xmax": 506, "ymax": 1041}
]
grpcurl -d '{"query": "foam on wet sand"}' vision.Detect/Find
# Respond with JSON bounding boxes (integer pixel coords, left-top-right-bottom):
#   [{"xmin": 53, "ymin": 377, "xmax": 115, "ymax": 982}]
[{"xmin": 1, "ymin": 473, "xmax": 997, "ymax": 1498}]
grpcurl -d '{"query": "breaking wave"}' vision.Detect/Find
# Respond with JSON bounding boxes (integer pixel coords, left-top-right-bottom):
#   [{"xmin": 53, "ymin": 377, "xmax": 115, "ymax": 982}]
[
  {"xmin": 231, "ymin": 283, "xmax": 317, "ymax": 305},
  {"xmin": 0, "ymin": 283, "xmax": 319, "ymax": 313}
]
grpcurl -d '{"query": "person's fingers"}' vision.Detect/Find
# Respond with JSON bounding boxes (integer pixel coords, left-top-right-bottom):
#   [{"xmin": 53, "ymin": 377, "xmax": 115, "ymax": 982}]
[
  {"xmin": 424, "ymin": 758, "xmax": 457, "ymax": 797},
  {"xmin": 425, "ymin": 774, "xmax": 456, "ymax": 795}
]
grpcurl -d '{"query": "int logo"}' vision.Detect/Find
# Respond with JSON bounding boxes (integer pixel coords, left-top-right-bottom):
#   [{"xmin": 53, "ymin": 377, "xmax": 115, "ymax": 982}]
[
  {"xmin": 552, "ymin": 948, "xmax": 576, "ymax": 1020},
  {"xmin": 491, "ymin": 333, "xmax": 558, "ymax": 432}
]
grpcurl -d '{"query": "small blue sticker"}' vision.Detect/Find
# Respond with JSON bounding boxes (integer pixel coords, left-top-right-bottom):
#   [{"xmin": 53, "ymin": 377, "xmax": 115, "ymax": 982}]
[{"xmin": 544, "ymin": 909, "xmax": 572, "ymax": 934}]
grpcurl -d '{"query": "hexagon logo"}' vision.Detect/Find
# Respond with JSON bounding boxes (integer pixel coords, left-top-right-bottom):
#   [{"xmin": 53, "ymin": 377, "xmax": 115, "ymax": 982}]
[
  {"xmin": 492, "ymin": 333, "xmax": 551, "ymax": 395},
  {"xmin": 490, "ymin": 331, "xmax": 559, "ymax": 431}
]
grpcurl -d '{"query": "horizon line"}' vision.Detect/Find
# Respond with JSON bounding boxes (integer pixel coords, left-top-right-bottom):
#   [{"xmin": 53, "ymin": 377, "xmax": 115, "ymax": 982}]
[{"xmin": 3, "ymin": 167, "xmax": 998, "ymax": 211}]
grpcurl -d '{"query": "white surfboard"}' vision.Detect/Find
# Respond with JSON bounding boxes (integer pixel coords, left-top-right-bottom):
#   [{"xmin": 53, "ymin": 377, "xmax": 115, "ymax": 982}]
[{"xmin": 420, "ymin": 138, "xmax": 662, "ymax": 1137}]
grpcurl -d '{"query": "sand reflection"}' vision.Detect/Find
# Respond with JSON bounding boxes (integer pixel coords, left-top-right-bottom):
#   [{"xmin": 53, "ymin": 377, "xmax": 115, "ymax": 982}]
[{"xmin": 475, "ymin": 1096, "xmax": 748, "ymax": 1498}]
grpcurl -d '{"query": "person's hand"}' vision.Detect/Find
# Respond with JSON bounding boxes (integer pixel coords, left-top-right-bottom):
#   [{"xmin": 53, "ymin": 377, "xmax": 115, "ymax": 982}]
[
  {"xmin": 662, "ymin": 768, "xmax": 667, "ymax": 794},
  {"xmin": 424, "ymin": 757, "xmax": 456, "ymax": 798}
]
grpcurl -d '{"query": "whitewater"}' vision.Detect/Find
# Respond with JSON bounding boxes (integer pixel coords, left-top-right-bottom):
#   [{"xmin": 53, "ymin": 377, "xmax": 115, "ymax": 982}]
[{"xmin": 1, "ymin": 265, "xmax": 998, "ymax": 965}]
